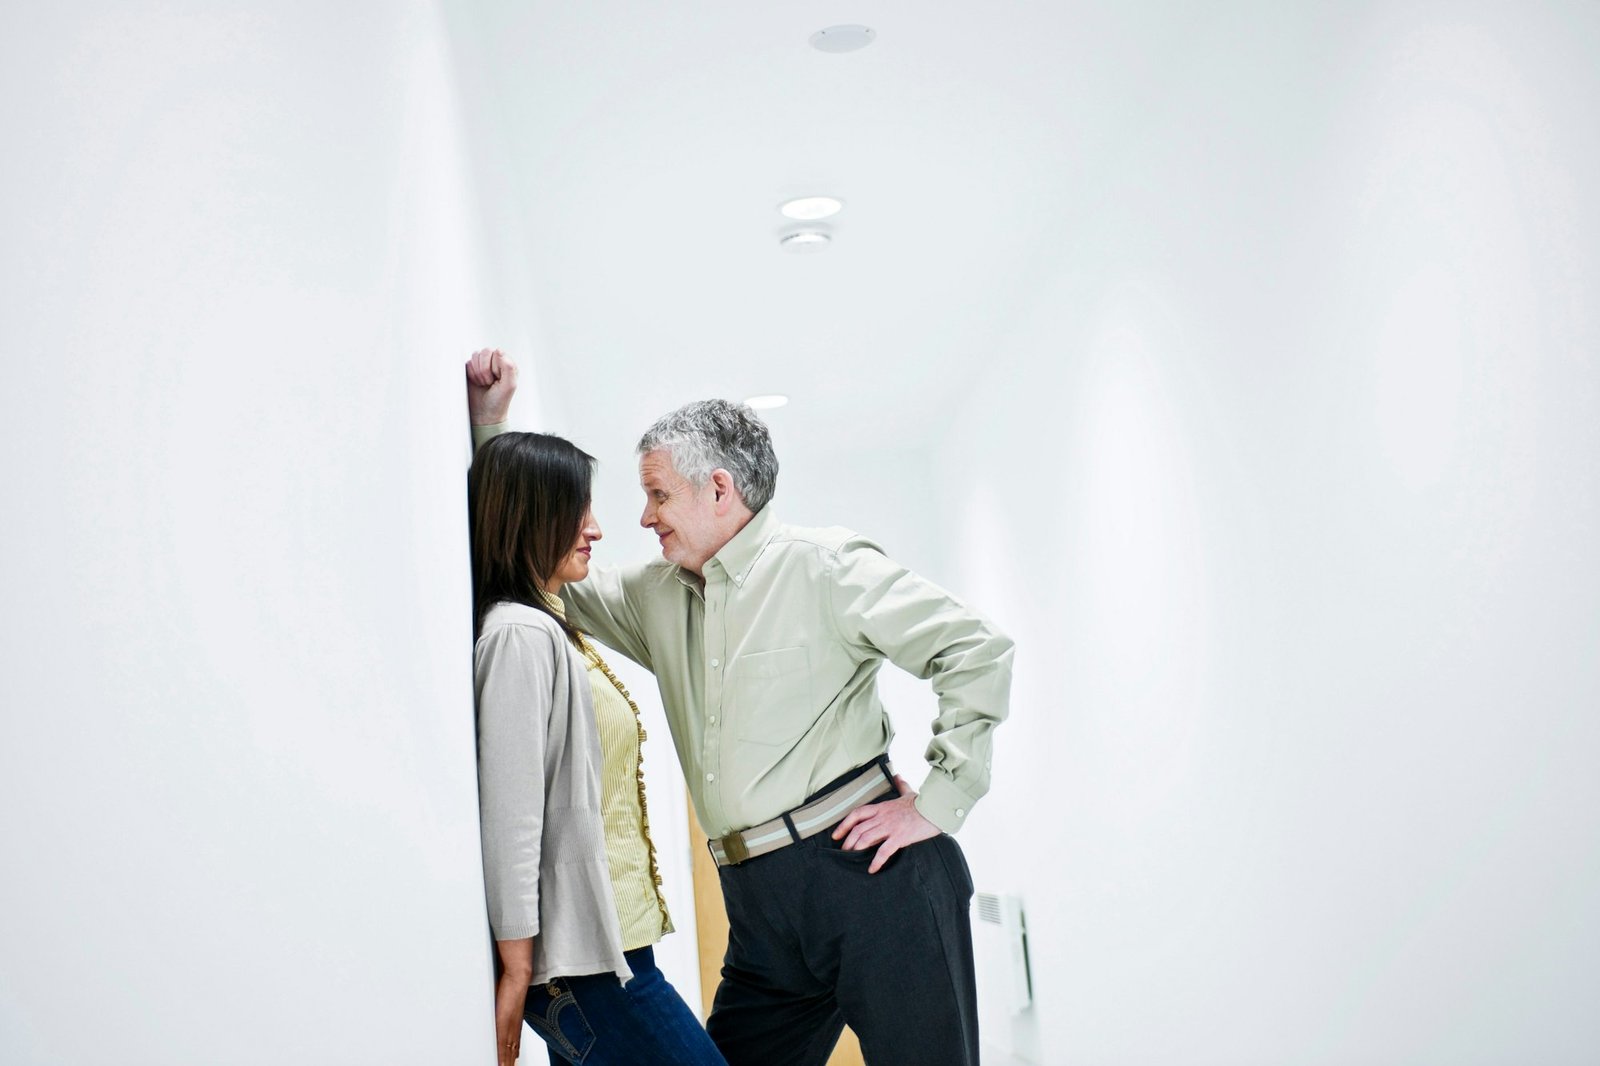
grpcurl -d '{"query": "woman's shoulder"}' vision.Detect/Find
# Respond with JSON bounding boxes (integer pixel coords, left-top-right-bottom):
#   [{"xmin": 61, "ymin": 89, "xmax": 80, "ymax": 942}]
[
  {"xmin": 475, "ymin": 605, "xmax": 585, "ymax": 685},
  {"xmin": 478, "ymin": 601, "xmax": 567, "ymax": 646}
]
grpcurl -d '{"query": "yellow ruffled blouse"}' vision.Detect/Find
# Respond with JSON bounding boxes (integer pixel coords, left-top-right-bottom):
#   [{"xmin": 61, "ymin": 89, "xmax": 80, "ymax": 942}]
[{"xmin": 543, "ymin": 591, "xmax": 672, "ymax": 950}]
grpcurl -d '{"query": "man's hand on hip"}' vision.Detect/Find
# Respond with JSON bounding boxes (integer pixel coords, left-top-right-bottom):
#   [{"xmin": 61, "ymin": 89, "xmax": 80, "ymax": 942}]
[
  {"xmin": 465, "ymin": 347, "xmax": 518, "ymax": 425},
  {"xmin": 832, "ymin": 775, "xmax": 940, "ymax": 874}
]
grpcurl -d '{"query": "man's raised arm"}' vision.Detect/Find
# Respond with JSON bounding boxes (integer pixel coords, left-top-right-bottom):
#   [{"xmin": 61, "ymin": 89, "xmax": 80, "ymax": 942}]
[{"xmin": 463, "ymin": 348, "xmax": 652, "ymax": 667}]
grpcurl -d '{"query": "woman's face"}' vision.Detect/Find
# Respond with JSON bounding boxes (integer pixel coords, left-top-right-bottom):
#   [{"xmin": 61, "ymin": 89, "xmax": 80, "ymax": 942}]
[{"xmin": 548, "ymin": 505, "xmax": 602, "ymax": 591}]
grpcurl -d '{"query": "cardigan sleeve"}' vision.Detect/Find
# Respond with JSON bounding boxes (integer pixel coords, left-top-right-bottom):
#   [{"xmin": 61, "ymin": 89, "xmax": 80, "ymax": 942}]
[{"xmin": 474, "ymin": 620, "xmax": 558, "ymax": 940}]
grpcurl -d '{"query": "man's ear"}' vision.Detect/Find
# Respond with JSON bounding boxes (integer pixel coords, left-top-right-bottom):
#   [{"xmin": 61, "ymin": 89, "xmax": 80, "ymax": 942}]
[{"xmin": 710, "ymin": 469, "xmax": 739, "ymax": 514}]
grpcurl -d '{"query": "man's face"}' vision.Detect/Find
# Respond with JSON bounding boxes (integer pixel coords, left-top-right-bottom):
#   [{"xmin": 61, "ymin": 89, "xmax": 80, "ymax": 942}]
[{"xmin": 638, "ymin": 449, "xmax": 724, "ymax": 574}]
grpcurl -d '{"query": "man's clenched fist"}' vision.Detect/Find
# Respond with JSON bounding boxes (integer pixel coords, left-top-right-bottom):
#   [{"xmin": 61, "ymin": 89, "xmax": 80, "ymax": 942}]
[{"xmin": 465, "ymin": 348, "xmax": 518, "ymax": 426}]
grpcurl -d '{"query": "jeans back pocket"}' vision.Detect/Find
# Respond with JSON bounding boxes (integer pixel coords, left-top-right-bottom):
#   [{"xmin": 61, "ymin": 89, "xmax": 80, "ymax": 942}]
[{"xmin": 523, "ymin": 979, "xmax": 597, "ymax": 1063}]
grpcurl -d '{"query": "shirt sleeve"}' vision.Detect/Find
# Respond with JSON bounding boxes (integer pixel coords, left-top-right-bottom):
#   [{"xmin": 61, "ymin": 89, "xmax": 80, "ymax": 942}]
[
  {"xmin": 475, "ymin": 622, "xmax": 557, "ymax": 940},
  {"xmin": 560, "ymin": 563, "xmax": 655, "ymax": 672},
  {"xmin": 471, "ymin": 421, "xmax": 509, "ymax": 452},
  {"xmin": 827, "ymin": 539, "xmax": 1015, "ymax": 834}
]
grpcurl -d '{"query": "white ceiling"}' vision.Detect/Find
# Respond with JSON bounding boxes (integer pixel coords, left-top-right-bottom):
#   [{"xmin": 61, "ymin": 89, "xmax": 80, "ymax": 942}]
[
  {"xmin": 446, "ymin": 1, "xmax": 1412, "ymax": 517},
  {"xmin": 448, "ymin": 1, "xmax": 1239, "ymax": 453}
]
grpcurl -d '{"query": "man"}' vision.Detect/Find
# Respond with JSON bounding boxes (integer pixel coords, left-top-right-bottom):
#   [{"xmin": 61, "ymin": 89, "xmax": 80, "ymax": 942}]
[{"xmin": 466, "ymin": 348, "xmax": 1013, "ymax": 1066}]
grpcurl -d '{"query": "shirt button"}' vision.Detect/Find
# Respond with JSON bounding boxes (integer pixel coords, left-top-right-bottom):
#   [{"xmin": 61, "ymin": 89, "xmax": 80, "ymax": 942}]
[
  {"xmin": 710, "ymin": 658, "xmax": 720, "ymax": 668},
  {"xmin": 955, "ymin": 808, "xmax": 966, "ymax": 818},
  {"xmin": 708, "ymin": 716, "xmax": 717, "ymax": 725},
  {"xmin": 705, "ymin": 773, "xmax": 716, "ymax": 783}
]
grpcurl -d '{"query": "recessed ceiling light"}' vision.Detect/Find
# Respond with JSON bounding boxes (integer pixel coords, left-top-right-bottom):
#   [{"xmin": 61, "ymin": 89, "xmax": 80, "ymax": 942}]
[
  {"xmin": 810, "ymin": 25, "xmax": 876, "ymax": 53},
  {"xmin": 745, "ymin": 394, "xmax": 789, "ymax": 410},
  {"xmin": 780, "ymin": 196, "xmax": 844, "ymax": 221},
  {"xmin": 779, "ymin": 230, "xmax": 831, "ymax": 253}
]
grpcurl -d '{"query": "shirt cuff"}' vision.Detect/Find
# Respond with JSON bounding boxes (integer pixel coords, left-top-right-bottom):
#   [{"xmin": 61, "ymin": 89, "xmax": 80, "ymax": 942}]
[
  {"xmin": 471, "ymin": 421, "xmax": 508, "ymax": 450},
  {"xmin": 914, "ymin": 772, "xmax": 978, "ymax": 835}
]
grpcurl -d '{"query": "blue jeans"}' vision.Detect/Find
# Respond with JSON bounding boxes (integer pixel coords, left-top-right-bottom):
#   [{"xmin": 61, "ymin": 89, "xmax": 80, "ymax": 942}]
[{"xmin": 523, "ymin": 946, "xmax": 726, "ymax": 1066}]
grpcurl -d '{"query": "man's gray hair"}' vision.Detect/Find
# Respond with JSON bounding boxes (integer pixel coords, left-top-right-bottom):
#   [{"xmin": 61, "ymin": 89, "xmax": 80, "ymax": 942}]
[{"xmin": 637, "ymin": 399, "xmax": 779, "ymax": 512}]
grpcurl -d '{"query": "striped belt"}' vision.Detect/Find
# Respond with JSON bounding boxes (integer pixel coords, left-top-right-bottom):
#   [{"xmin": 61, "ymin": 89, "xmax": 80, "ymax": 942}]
[{"xmin": 708, "ymin": 758, "xmax": 897, "ymax": 867}]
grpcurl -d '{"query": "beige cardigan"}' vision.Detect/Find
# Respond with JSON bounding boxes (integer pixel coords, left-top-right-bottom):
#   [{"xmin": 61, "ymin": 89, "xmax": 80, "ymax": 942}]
[{"xmin": 475, "ymin": 601, "xmax": 632, "ymax": 985}]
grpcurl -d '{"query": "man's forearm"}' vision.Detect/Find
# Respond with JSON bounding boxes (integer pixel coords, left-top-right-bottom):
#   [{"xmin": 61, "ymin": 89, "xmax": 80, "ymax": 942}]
[{"xmin": 914, "ymin": 622, "xmax": 1014, "ymax": 834}]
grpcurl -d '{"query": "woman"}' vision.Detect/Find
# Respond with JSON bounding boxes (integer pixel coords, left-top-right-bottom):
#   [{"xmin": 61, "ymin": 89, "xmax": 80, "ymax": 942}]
[{"xmin": 470, "ymin": 431, "xmax": 725, "ymax": 1066}]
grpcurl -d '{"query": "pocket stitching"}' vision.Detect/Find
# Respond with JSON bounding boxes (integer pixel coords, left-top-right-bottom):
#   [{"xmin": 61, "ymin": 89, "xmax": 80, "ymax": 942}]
[
  {"xmin": 527, "ymin": 986, "xmax": 596, "ymax": 1062},
  {"xmin": 731, "ymin": 647, "xmax": 811, "ymax": 746}
]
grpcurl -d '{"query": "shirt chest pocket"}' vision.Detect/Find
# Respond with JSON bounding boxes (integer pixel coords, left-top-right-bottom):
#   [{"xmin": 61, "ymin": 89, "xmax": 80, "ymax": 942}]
[{"xmin": 728, "ymin": 646, "xmax": 812, "ymax": 747}]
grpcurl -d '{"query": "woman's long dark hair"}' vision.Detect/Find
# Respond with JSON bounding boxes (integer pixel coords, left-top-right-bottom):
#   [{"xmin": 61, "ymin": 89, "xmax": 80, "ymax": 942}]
[{"xmin": 469, "ymin": 432, "xmax": 595, "ymax": 642}]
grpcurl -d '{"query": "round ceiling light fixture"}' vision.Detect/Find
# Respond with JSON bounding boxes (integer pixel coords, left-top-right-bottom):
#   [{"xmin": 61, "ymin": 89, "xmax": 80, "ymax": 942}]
[
  {"xmin": 809, "ymin": 25, "xmax": 876, "ymax": 53},
  {"xmin": 779, "ymin": 230, "xmax": 831, "ymax": 253},
  {"xmin": 745, "ymin": 394, "xmax": 789, "ymax": 410},
  {"xmin": 780, "ymin": 196, "xmax": 844, "ymax": 221}
]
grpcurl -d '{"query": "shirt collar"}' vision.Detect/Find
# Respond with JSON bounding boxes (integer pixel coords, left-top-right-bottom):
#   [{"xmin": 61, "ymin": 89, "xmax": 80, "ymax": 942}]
[
  {"xmin": 697, "ymin": 506, "xmax": 780, "ymax": 588},
  {"xmin": 539, "ymin": 587, "xmax": 567, "ymax": 618}
]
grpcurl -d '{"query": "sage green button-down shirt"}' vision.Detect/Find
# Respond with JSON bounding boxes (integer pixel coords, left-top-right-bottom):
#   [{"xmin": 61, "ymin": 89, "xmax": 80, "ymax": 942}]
[
  {"xmin": 563, "ymin": 505, "xmax": 1013, "ymax": 838},
  {"xmin": 471, "ymin": 422, "xmax": 1014, "ymax": 837}
]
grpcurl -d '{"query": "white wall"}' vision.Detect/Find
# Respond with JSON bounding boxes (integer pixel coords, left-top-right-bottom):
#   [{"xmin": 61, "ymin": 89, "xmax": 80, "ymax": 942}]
[
  {"xmin": 0, "ymin": 3, "xmax": 508, "ymax": 1061},
  {"xmin": 908, "ymin": 6, "xmax": 1599, "ymax": 1064},
  {"xmin": 6, "ymin": 4, "xmax": 1596, "ymax": 1065}
]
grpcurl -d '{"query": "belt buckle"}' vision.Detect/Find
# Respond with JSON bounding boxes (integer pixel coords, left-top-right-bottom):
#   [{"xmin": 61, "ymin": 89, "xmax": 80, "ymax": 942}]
[{"xmin": 718, "ymin": 831, "xmax": 750, "ymax": 866}]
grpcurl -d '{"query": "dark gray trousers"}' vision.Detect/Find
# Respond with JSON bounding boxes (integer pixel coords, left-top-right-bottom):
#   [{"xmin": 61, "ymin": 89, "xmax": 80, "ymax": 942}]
[{"xmin": 705, "ymin": 778, "xmax": 980, "ymax": 1066}]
